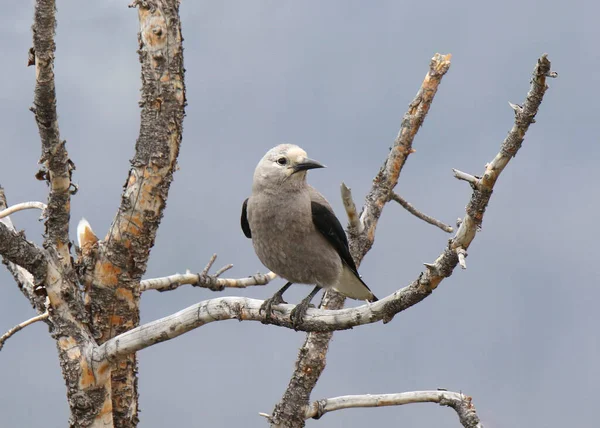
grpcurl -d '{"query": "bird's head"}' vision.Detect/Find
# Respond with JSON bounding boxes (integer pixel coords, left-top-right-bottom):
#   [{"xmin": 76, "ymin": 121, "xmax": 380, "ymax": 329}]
[{"xmin": 253, "ymin": 144, "xmax": 325, "ymax": 192}]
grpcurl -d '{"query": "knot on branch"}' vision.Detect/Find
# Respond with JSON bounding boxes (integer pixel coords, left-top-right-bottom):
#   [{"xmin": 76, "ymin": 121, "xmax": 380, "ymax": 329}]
[{"xmin": 310, "ymin": 400, "xmax": 327, "ymax": 420}]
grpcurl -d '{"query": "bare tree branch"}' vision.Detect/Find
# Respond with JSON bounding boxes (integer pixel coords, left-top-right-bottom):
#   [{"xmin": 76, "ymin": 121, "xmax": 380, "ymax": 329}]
[
  {"xmin": 270, "ymin": 53, "xmax": 453, "ymax": 428},
  {"xmin": 269, "ymin": 53, "xmax": 554, "ymax": 427},
  {"xmin": 389, "ymin": 192, "xmax": 453, "ymax": 233},
  {"xmin": 0, "ymin": 188, "xmax": 43, "ymax": 310},
  {"xmin": 452, "ymin": 169, "xmax": 479, "ymax": 185},
  {"xmin": 0, "ymin": 201, "xmax": 47, "ymax": 220},
  {"xmin": 141, "ymin": 270, "xmax": 276, "ymax": 292},
  {"xmin": 83, "ymin": 2, "xmax": 187, "ymax": 425},
  {"xmin": 340, "ymin": 183, "xmax": 362, "ymax": 233},
  {"xmin": 31, "ymin": 0, "xmax": 74, "ymax": 266},
  {"xmin": 0, "ymin": 221, "xmax": 48, "ymax": 285},
  {"xmin": 94, "ymin": 286, "xmax": 431, "ymax": 362},
  {"xmin": 0, "ymin": 298, "xmax": 50, "ymax": 352},
  {"xmin": 299, "ymin": 390, "xmax": 483, "ymax": 427}
]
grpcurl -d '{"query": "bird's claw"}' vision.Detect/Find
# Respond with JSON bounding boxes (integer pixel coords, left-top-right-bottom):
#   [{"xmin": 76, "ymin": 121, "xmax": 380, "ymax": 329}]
[
  {"xmin": 290, "ymin": 301, "xmax": 313, "ymax": 330},
  {"xmin": 260, "ymin": 293, "xmax": 287, "ymax": 323}
]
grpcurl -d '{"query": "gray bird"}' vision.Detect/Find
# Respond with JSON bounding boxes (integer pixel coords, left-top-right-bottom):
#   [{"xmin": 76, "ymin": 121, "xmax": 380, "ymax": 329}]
[{"xmin": 241, "ymin": 144, "xmax": 377, "ymax": 328}]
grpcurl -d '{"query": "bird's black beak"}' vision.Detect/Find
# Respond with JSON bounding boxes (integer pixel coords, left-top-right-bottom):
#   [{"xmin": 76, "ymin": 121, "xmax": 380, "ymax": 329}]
[{"xmin": 293, "ymin": 158, "xmax": 326, "ymax": 173}]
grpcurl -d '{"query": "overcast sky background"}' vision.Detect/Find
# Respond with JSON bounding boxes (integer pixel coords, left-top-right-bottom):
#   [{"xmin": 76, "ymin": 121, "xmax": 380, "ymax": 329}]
[{"xmin": 1, "ymin": 1, "xmax": 598, "ymax": 427}]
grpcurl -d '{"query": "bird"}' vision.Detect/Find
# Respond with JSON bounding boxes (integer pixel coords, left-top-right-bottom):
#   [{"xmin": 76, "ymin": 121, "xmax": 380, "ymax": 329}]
[{"xmin": 241, "ymin": 144, "xmax": 377, "ymax": 328}]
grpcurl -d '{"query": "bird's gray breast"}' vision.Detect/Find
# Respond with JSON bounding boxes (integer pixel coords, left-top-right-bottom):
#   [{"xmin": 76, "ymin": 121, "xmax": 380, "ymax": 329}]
[{"xmin": 247, "ymin": 190, "xmax": 341, "ymax": 287}]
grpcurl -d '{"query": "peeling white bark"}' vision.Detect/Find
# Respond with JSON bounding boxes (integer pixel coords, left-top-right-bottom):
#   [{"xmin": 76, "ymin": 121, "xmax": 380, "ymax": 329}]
[
  {"xmin": 0, "ymin": 201, "xmax": 47, "ymax": 220},
  {"xmin": 140, "ymin": 271, "xmax": 276, "ymax": 292},
  {"xmin": 302, "ymin": 390, "xmax": 483, "ymax": 427},
  {"xmin": 340, "ymin": 183, "xmax": 362, "ymax": 233}
]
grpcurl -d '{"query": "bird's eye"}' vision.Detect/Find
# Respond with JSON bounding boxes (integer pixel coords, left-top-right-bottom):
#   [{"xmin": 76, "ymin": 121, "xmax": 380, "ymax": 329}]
[{"xmin": 277, "ymin": 157, "xmax": 287, "ymax": 165}]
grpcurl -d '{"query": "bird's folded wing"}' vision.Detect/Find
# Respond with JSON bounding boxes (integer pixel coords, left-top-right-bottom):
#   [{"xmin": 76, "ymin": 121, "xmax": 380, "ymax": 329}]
[
  {"xmin": 241, "ymin": 198, "xmax": 252, "ymax": 238},
  {"xmin": 311, "ymin": 201, "xmax": 377, "ymax": 301}
]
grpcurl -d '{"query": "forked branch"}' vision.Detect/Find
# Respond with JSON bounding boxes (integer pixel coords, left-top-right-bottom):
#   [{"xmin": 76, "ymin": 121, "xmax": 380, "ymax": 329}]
[{"xmin": 270, "ymin": 53, "xmax": 453, "ymax": 427}]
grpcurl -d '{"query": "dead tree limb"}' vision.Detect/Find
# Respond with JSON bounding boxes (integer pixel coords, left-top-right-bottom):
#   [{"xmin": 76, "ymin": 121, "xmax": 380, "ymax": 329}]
[
  {"xmin": 82, "ymin": 2, "xmax": 187, "ymax": 426},
  {"xmin": 0, "ymin": 201, "xmax": 47, "ymax": 220},
  {"xmin": 140, "ymin": 270, "xmax": 276, "ymax": 292},
  {"xmin": 0, "ymin": 188, "xmax": 45, "ymax": 311},
  {"xmin": 269, "ymin": 53, "xmax": 453, "ymax": 428},
  {"xmin": 268, "ymin": 53, "xmax": 554, "ymax": 427},
  {"xmin": 31, "ymin": 0, "xmax": 74, "ymax": 267},
  {"xmin": 300, "ymin": 391, "xmax": 483, "ymax": 427}
]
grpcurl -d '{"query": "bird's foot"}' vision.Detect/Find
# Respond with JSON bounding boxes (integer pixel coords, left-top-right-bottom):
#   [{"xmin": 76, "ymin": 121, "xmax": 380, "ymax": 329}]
[
  {"xmin": 290, "ymin": 300, "xmax": 315, "ymax": 330},
  {"xmin": 259, "ymin": 292, "xmax": 287, "ymax": 323}
]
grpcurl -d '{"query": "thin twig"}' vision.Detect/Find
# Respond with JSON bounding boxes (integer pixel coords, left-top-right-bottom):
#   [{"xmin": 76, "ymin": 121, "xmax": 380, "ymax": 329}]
[
  {"xmin": 201, "ymin": 254, "xmax": 218, "ymax": 276},
  {"xmin": 452, "ymin": 169, "xmax": 479, "ymax": 185},
  {"xmin": 0, "ymin": 298, "xmax": 50, "ymax": 352},
  {"xmin": 389, "ymin": 192, "xmax": 453, "ymax": 233},
  {"xmin": 0, "ymin": 201, "xmax": 47, "ymax": 220},
  {"xmin": 214, "ymin": 264, "xmax": 234, "ymax": 278},
  {"xmin": 302, "ymin": 391, "xmax": 483, "ymax": 427}
]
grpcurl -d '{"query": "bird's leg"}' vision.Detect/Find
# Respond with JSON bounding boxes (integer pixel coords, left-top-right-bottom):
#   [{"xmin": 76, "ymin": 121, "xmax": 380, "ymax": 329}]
[
  {"xmin": 260, "ymin": 282, "xmax": 292, "ymax": 322},
  {"xmin": 290, "ymin": 285, "xmax": 321, "ymax": 330}
]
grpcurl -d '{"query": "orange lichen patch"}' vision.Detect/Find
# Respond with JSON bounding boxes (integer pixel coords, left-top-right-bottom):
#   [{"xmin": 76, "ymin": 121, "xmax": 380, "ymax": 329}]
[
  {"xmin": 121, "ymin": 213, "xmax": 143, "ymax": 236},
  {"xmin": 58, "ymin": 336, "xmax": 79, "ymax": 357},
  {"xmin": 128, "ymin": 173, "xmax": 137, "ymax": 187},
  {"xmin": 110, "ymin": 315, "xmax": 124, "ymax": 326},
  {"xmin": 79, "ymin": 358, "xmax": 96, "ymax": 389},
  {"xmin": 98, "ymin": 396, "xmax": 113, "ymax": 420},
  {"xmin": 427, "ymin": 276, "xmax": 443, "ymax": 290},
  {"xmin": 160, "ymin": 73, "xmax": 171, "ymax": 83},
  {"xmin": 115, "ymin": 287, "xmax": 134, "ymax": 302},
  {"xmin": 95, "ymin": 261, "xmax": 121, "ymax": 287},
  {"xmin": 96, "ymin": 361, "xmax": 111, "ymax": 378}
]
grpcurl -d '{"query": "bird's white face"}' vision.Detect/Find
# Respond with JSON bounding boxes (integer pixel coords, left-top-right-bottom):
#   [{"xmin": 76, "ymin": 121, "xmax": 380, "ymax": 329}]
[{"xmin": 253, "ymin": 144, "xmax": 325, "ymax": 192}]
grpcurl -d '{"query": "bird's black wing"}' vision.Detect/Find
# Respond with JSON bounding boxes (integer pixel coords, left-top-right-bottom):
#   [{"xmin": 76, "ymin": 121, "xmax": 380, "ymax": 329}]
[
  {"xmin": 311, "ymin": 201, "xmax": 377, "ymax": 301},
  {"xmin": 241, "ymin": 198, "xmax": 252, "ymax": 239},
  {"xmin": 311, "ymin": 201, "xmax": 358, "ymax": 272}
]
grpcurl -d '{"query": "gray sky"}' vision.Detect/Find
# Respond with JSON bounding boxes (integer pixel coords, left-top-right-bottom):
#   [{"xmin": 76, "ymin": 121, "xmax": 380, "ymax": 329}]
[{"xmin": 1, "ymin": 1, "xmax": 598, "ymax": 427}]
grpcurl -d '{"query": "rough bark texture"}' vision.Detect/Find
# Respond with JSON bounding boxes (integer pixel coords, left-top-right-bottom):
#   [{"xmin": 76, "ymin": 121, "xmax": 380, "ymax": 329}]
[
  {"xmin": 31, "ymin": 0, "xmax": 74, "ymax": 267},
  {"xmin": 0, "ymin": 218, "xmax": 48, "ymax": 286},
  {"xmin": 85, "ymin": 2, "xmax": 186, "ymax": 426},
  {"xmin": 269, "ymin": 54, "xmax": 453, "ymax": 427}
]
